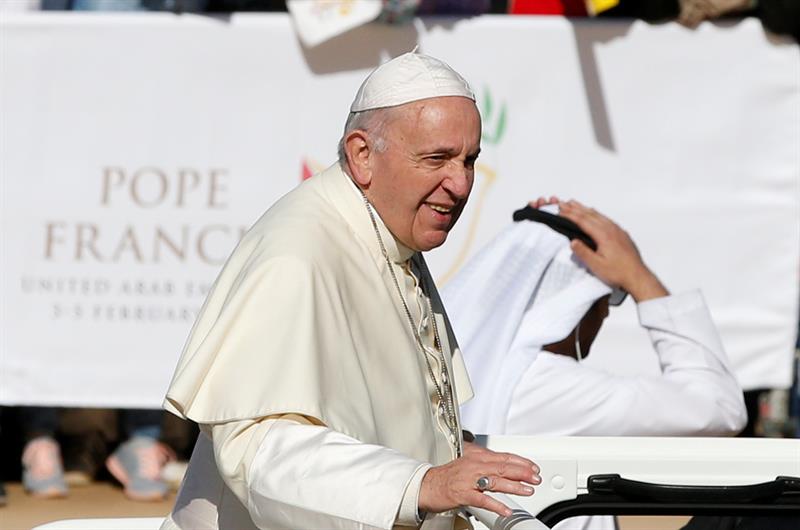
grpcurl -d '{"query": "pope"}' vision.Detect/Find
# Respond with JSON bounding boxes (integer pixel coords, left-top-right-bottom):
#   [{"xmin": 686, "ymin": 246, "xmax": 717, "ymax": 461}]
[{"xmin": 159, "ymin": 51, "xmax": 541, "ymax": 530}]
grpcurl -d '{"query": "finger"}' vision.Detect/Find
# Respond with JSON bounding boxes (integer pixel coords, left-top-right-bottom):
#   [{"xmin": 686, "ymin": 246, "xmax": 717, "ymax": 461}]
[
  {"xmin": 558, "ymin": 203, "xmax": 601, "ymax": 237},
  {"xmin": 705, "ymin": 3, "xmax": 723, "ymax": 17},
  {"xmin": 561, "ymin": 199, "xmax": 605, "ymax": 222},
  {"xmin": 489, "ymin": 477, "xmax": 535, "ymax": 497},
  {"xmin": 696, "ymin": 0, "xmax": 718, "ymax": 17},
  {"xmin": 571, "ymin": 239, "xmax": 599, "ymax": 268},
  {"xmin": 493, "ymin": 464, "xmax": 542, "ymax": 485},
  {"xmin": 474, "ymin": 473, "xmax": 496, "ymax": 492},
  {"xmin": 680, "ymin": 3, "xmax": 704, "ymax": 27},
  {"xmin": 558, "ymin": 200, "xmax": 593, "ymax": 221},
  {"xmin": 478, "ymin": 459, "xmax": 541, "ymax": 486},
  {"xmin": 466, "ymin": 491, "xmax": 513, "ymax": 518},
  {"xmin": 560, "ymin": 201, "xmax": 615, "ymax": 239},
  {"xmin": 480, "ymin": 451, "xmax": 538, "ymax": 473}
]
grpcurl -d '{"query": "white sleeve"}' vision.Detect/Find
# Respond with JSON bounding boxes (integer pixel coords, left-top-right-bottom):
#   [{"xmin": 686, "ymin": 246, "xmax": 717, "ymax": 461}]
[
  {"xmin": 636, "ymin": 289, "xmax": 747, "ymax": 433},
  {"xmin": 507, "ymin": 290, "xmax": 747, "ymax": 437},
  {"xmin": 210, "ymin": 418, "xmax": 429, "ymax": 530}
]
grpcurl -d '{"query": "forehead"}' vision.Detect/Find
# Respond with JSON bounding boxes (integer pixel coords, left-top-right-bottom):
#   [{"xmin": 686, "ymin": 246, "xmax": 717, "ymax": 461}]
[
  {"xmin": 388, "ymin": 97, "xmax": 481, "ymax": 144},
  {"xmin": 402, "ymin": 96, "xmax": 478, "ymax": 122}
]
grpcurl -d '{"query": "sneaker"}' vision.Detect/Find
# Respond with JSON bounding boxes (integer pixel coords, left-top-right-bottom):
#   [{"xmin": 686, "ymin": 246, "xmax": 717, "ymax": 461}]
[
  {"xmin": 106, "ymin": 437, "xmax": 174, "ymax": 501},
  {"xmin": 21, "ymin": 436, "xmax": 68, "ymax": 498},
  {"xmin": 63, "ymin": 469, "xmax": 93, "ymax": 487}
]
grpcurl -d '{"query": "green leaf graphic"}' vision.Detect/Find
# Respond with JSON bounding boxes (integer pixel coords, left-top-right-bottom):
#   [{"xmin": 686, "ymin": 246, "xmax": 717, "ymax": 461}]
[
  {"xmin": 482, "ymin": 86, "xmax": 493, "ymax": 120},
  {"xmin": 494, "ymin": 104, "xmax": 507, "ymax": 143},
  {"xmin": 479, "ymin": 86, "xmax": 507, "ymax": 145}
]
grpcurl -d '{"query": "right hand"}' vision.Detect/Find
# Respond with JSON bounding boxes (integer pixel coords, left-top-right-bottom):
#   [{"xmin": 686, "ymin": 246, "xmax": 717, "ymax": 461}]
[
  {"xmin": 418, "ymin": 443, "xmax": 541, "ymax": 518},
  {"xmin": 529, "ymin": 196, "xmax": 559, "ymax": 209},
  {"xmin": 557, "ymin": 199, "xmax": 668, "ymax": 302}
]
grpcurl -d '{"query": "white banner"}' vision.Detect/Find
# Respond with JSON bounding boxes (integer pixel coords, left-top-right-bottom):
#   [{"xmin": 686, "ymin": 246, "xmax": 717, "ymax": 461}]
[{"xmin": 1, "ymin": 13, "xmax": 798, "ymax": 407}]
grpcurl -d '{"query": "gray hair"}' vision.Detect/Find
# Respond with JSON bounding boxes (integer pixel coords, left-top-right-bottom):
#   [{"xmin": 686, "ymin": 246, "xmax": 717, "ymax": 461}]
[{"xmin": 337, "ymin": 108, "xmax": 392, "ymax": 171}]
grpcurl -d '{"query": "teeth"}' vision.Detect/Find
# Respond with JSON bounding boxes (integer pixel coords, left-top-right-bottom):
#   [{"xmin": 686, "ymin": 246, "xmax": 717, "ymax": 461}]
[{"xmin": 429, "ymin": 204, "xmax": 452, "ymax": 214}]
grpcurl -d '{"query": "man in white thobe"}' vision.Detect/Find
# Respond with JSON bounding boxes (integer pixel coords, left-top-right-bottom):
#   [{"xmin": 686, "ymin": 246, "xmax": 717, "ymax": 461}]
[
  {"xmin": 159, "ymin": 52, "xmax": 541, "ymax": 530},
  {"xmin": 443, "ymin": 200, "xmax": 747, "ymax": 530}
]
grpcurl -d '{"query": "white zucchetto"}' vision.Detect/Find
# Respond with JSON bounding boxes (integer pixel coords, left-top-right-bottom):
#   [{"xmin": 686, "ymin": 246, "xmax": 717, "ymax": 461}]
[{"xmin": 350, "ymin": 51, "xmax": 475, "ymax": 112}]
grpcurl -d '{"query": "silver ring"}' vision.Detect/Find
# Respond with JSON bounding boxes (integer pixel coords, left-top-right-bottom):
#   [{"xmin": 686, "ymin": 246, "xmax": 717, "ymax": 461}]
[{"xmin": 476, "ymin": 476, "xmax": 491, "ymax": 492}]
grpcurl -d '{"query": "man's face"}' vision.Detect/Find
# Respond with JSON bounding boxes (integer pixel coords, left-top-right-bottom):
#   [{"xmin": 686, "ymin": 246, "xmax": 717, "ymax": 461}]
[{"xmin": 365, "ymin": 96, "xmax": 481, "ymax": 252}]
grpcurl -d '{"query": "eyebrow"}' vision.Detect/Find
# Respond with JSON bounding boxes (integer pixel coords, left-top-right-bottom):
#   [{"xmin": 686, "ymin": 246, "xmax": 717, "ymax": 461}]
[{"xmin": 420, "ymin": 146, "xmax": 482, "ymax": 158}]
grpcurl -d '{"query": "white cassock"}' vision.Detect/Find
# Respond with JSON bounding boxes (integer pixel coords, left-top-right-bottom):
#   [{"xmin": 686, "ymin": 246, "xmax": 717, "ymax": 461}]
[
  {"xmin": 160, "ymin": 163, "xmax": 474, "ymax": 530},
  {"xmin": 442, "ymin": 221, "xmax": 747, "ymax": 530}
]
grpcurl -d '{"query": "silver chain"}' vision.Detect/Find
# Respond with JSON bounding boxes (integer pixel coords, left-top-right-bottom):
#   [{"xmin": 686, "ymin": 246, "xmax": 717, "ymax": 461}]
[
  {"xmin": 359, "ymin": 191, "xmax": 462, "ymax": 457},
  {"xmin": 424, "ymin": 288, "xmax": 460, "ymax": 450}
]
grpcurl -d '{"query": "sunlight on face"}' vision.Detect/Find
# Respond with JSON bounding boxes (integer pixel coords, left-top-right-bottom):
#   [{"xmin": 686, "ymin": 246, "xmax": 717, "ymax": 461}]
[{"xmin": 365, "ymin": 96, "xmax": 482, "ymax": 252}]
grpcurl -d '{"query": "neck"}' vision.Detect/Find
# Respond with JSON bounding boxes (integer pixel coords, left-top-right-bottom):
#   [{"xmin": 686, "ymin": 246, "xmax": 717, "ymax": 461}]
[
  {"xmin": 542, "ymin": 331, "xmax": 579, "ymax": 360},
  {"xmin": 350, "ymin": 179, "xmax": 416, "ymax": 262}
]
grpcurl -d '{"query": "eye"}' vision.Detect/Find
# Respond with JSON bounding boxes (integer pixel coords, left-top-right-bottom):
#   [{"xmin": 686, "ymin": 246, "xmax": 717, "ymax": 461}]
[{"xmin": 423, "ymin": 154, "xmax": 448, "ymax": 167}]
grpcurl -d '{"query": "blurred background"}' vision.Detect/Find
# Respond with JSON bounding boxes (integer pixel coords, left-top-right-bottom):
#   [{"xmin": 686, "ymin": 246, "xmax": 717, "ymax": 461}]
[{"xmin": 0, "ymin": 1, "xmax": 798, "ymax": 528}]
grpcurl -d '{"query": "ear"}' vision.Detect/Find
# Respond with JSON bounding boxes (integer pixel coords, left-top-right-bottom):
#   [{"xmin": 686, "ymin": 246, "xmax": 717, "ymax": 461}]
[{"xmin": 344, "ymin": 130, "xmax": 373, "ymax": 188}]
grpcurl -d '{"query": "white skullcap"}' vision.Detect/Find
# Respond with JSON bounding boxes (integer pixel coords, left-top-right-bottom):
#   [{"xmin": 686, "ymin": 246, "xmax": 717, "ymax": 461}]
[{"xmin": 350, "ymin": 51, "xmax": 475, "ymax": 112}]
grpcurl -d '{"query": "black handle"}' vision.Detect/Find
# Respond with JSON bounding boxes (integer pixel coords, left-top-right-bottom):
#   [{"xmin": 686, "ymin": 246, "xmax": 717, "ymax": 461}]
[
  {"xmin": 588, "ymin": 474, "xmax": 800, "ymax": 504},
  {"xmin": 512, "ymin": 205, "xmax": 598, "ymax": 251}
]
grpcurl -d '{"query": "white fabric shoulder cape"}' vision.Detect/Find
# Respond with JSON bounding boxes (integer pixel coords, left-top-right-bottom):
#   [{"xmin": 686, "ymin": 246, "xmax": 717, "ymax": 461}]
[{"xmin": 164, "ymin": 164, "xmax": 471, "ymax": 465}]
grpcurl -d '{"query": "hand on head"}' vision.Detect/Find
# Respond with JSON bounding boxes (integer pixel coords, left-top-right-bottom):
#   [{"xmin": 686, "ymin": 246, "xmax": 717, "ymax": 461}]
[
  {"xmin": 418, "ymin": 442, "xmax": 541, "ymax": 517},
  {"xmin": 533, "ymin": 198, "xmax": 669, "ymax": 303},
  {"xmin": 529, "ymin": 196, "xmax": 559, "ymax": 209}
]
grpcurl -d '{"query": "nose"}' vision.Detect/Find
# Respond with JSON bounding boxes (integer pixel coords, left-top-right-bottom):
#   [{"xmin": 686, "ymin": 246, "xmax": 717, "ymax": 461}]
[{"xmin": 442, "ymin": 162, "xmax": 473, "ymax": 199}]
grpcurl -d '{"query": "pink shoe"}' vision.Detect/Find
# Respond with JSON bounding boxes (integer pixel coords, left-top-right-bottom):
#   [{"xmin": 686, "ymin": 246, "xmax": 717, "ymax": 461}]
[
  {"xmin": 106, "ymin": 437, "xmax": 174, "ymax": 501},
  {"xmin": 22, "ymin": 436, "xmax": 68, "ymax": 499}
]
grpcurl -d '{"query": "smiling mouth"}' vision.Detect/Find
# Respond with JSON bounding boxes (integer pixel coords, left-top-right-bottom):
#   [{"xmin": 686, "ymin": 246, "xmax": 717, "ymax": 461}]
[{"xmin": 428, "ymin": 204, "xmax": 454, "ymax": 214}]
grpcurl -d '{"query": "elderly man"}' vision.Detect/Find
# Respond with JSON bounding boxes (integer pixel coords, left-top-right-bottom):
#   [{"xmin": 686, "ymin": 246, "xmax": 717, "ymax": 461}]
[{"xmin": 160, "ymin": 52, "xmax": 541, "ymax": 530}]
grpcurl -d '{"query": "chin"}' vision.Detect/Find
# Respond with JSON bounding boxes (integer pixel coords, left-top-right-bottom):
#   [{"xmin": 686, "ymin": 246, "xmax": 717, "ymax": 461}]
[{"xmin": 417, "ymin": 233, "xmax": 448, "ymax": 251}]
